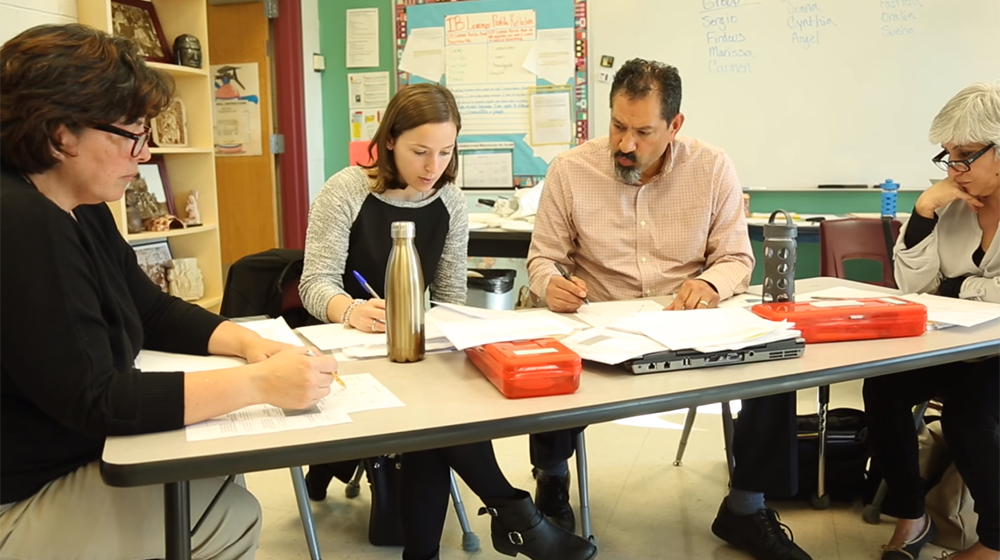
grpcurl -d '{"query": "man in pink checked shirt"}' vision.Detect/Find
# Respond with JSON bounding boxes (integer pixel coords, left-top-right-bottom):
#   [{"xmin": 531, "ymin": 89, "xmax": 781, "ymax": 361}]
[{"xmin": 524, "ymin": 58, "xmax": 811, "ymax": 560}]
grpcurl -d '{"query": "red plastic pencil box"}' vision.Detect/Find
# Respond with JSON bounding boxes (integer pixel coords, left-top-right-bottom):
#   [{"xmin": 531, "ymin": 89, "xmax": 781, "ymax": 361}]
[
  {"xmin": 465, "ymin": 338, "xmax": 582, "ymax": 399},
  {"xmin": 751, "ymin": 297, "xmax": 927, "ymax": 343}
]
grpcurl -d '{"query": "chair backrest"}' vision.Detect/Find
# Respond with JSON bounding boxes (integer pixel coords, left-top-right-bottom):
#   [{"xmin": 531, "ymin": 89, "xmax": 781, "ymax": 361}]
[
  {"xmin": 819, "ymin": 218, "xmax": 902, "ymax": 288},
  {"xmin": 220, "ymin": 248, "xmax": 305, "ymax": 321}
]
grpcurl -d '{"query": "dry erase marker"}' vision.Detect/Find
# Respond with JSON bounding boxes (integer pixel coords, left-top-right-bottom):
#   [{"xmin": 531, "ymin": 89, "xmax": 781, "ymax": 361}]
[
  {"xmin": 305, "ymin": 349, "xmax": 346, "ymax": 389},
  {"xmin": 554, "ymin": 262, "xmax": 590, "ymax": 305}
]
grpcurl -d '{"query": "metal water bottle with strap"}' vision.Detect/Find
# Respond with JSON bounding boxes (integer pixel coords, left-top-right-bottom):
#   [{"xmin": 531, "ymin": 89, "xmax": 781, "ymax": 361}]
[{"xmin": 762, "ymin": 210, "xmax": 797, "ymax": 303}]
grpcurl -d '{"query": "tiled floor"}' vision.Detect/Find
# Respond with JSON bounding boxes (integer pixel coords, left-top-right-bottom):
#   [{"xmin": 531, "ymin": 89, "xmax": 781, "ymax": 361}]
[{"xmin": 247, "ymin": 380, "xmax": 953, "ymax": 560}]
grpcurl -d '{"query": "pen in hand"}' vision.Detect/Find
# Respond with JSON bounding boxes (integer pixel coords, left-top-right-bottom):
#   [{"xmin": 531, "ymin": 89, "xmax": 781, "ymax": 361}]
[
  {"xmin": 352, "ymin": 270, "xmax": 387, "ymax": 324},
  {"xmin": 553, "ymin": 262, "xmax": 590, "ymax": 305},
  {"xmin": 305, "ymin": 349, "xmax": 346, "ymax": 389}
]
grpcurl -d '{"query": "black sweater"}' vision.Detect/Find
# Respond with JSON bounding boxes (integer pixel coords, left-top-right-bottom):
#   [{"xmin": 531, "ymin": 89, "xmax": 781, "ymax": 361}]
[{"xmin": 0, "ymin": 166, "xmax": 225, "ymax": 504}]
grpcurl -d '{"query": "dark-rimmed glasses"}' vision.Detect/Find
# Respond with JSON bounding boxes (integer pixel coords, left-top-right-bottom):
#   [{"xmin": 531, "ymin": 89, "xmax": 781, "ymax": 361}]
[
  {"xmin": 94, "ymin": 124, "xmax": 151, "ymax": 157},
  {"xmin": 932, "ymin": 143, "xmax": 995, "ymax": 173}
]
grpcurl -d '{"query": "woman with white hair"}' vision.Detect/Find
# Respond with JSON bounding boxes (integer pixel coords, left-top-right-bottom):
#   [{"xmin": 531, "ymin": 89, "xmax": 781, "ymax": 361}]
[{"xmin": 864, "ymin": 82, "xmax": 999, "ymax": 560}]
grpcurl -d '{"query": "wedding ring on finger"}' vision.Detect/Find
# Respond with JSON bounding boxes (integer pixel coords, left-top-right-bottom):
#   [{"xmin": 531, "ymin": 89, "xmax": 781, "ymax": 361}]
[
  {"xmin": 697, "ymin": 300, "xmax": 710, "ymax": 307},
  {"xmin": 371, "ymin": 319, "xmax": 378, "ymax": 332}
]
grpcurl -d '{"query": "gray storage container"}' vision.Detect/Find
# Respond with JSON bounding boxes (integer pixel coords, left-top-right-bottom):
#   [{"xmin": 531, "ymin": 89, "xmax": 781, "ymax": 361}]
[{"xmin": 466, "ymin": 269, "xmax": 516, "ymax": 310}]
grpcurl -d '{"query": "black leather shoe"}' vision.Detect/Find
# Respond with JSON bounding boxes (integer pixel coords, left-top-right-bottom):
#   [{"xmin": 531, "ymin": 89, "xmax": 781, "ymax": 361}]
[
  {"xmin": 479, "ymin": 490, "xmax": 597, "ymax": 560},
  {"xmin": 879, "ymin": 515, "xmax": 936, "ymax": 560},
  {"xmin": 532, "ymin": 468, "xmax": 575, "ymax": 534},
  {"xmin": 711, "ymin": 500, "xmax": 812, "ymax": 560},
  {"xmin": 304, "ymin": 465, "xmax": 335, "ymax": 501}
]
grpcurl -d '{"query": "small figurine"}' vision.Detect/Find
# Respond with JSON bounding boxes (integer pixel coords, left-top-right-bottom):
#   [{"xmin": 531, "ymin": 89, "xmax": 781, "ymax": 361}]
[
  {"xmin": 129, "ymin": 174, "xmax": 162, "ymax": 220},
  {"xmin": 125, "ymin": 189, "xmax": 145, "ymax": 234},
  {"xmin": 167, "ymin": 258, "xmax": 204, "ymax": 301},
  {"xmin": 172, "ymin": 34, "xmax": 202, "ymax": 69},
  {"xmin": 184, "ymin": 190, "xmax": 202, "ymax": 226}
]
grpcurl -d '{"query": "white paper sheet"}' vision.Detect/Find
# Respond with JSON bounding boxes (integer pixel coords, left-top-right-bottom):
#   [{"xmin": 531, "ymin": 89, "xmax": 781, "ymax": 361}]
[
  {"xmin": 428, "ymin": 303, "xmax": 516, "ymax": 321},
  {"xmin": 611, "ymin": 307, "xmax": 795, "ymax": 351},
  {"xmin": 517, "ymin": 309, "xmax": 589, "ymax": 331},
  {"xmin": 399, "ymin": 27, "xmax": 444, "ymax": 82},
  {"xmin": 346, "ymin": 8, "xmax": 379, "ymax": 68},
  {"xmin": 897, "ymin": 293, "xmax": 1000, "ymax": 328},
  {"xmin": 185, "ymin": 398, "xmax": 352, "ymax": 442},
  {"xmin": 560, "ymin": 327, "xmax": 668, "ymax": 365},
  {"xmin": 529, "ymin": 89, "xmax": 573, "ymax": 145},
  {"xmin": 297, "ymin": 322, "xmax": 447, "ymax": 351},
  {"xmin": 574, "ymin": 300, "xmax": 664, "ymax": 328},
  {"xmin": 795, "ymin": 286, "xmax": 895, "ymax": 301},
  {"xmin": 325, "ymin": 373, "xmax": 406, "ymax": 414},
  {"xmin": 237, "ymin": 317, "xmax": 304, "ymax": 346},
  {"xmin": 460, "ymin": 152, "xmax": 514, "ymax": 188},
  {"xmin": 433, "ymin": 315, "xmax": 573, "ymax": 350},
  {"xmin": 347, "ymin": 71, "xmax": 390, "ymax": 109},
  {"xmin": 522, "ymin": 28, "xmax": 574, "ymax": 85}
]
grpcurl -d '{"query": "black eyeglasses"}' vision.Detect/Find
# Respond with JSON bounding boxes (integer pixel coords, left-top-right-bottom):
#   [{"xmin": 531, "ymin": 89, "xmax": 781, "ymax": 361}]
[
  {"xmin": 94, "ymin": 124, "xmax": 151, "ymax": 157},
  {"xmin": 932, "ymin": 143, "xmax": 995, "ymax": 173}
]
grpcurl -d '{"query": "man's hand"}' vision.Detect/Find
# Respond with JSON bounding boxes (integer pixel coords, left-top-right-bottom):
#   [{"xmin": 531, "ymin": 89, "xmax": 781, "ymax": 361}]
[
  {"xmin": 546, "ymin": 275, "xmax": 589, "ymax": 313},
  {"xmin": 666, "ymin": 279, "xmax": 720, "ymax": 310}
]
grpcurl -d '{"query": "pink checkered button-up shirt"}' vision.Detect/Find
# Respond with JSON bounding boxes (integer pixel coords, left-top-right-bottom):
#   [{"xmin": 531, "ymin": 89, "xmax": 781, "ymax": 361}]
[{"xmin": 527, "ymin": 135, "xmax": 754, "ymax": 303}]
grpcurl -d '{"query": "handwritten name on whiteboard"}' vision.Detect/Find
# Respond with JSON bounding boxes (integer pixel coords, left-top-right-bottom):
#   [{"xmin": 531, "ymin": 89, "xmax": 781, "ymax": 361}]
[{"xmin": 445, "ymin": 10, "xmax": 537, "ymax": 45}]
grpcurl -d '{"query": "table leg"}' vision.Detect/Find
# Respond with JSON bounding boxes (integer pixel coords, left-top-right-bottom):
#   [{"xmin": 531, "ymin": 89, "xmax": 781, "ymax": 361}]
[{"xmin": 164, "ymin": 481, "xmax": 192, "ymax": 560}]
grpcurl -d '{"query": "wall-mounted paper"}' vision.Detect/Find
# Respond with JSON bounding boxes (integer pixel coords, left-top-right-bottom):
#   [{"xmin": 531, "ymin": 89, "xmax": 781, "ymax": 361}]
[
  {"xmin": 212, "ymin": 62, "xmax": 263, "ymax": 157},
  {"xmin": 349, "ymin": 141, "xmax": 373, "ymax": 166},
  {"xmin": 346, "ymin": 8, "xmax": 379, "ymax": 68},
  {"xmin": 348, "ymin": 71, "xmax": 390, "ymax": 109},
  {"xmin": 349, "ymin": 108, "xmax": 383, "ymax": 142},
  {"xmin": 450, "ymin": 84, "xmax": 529, "ymax": 135},
  {"xmin": 461, "ymin": 152, "xmax": 514, "ymax": 189},
  {"xmin": 444, "ymin": 10, "xmax": 536, "ymax": 45},
  {"xmin": 399, "ymin": 27, "xmax": 445, "ymax": 82},
  {"xmin": 523, "ymin": 28, "xmax": 575, "ymax": 85},
  {"xmin": 529, "ymin": 89, "xmax": 572, "ymax": 145}
]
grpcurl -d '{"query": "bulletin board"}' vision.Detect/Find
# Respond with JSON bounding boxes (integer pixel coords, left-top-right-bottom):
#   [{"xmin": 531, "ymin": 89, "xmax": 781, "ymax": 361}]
[{"xmin": 394, "ymin": 0, "xmax": 589, "ymax": 187}]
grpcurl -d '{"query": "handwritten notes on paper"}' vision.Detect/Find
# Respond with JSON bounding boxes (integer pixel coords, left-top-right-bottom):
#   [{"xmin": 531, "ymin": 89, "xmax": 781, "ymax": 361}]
[
  {"xmin": 346, "ymin": 8, "xmax": 379, "ymax": 68},
  {"xmin": 450, "ymin": 84, "xmax": 529, "ymax": 135},
  {"xmin": 529, "ymin": 89, "xmax": 572, "ymax": 146},
  {"xmin": 444, "ymin": 10, "xmax": 537, "ymax": 44}
]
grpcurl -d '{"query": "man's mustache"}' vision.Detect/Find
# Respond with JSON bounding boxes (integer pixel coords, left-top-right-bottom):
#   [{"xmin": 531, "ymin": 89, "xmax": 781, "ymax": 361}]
[{"xmin": 614, "ymin": 151, "xmax": 636, "ymax": 163}]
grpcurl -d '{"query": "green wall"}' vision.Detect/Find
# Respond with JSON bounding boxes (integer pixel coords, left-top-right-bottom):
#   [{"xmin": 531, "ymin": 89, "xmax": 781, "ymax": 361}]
[{"xmin": 320, "ymin": 0, "xmax": 395, "ymax": 176}]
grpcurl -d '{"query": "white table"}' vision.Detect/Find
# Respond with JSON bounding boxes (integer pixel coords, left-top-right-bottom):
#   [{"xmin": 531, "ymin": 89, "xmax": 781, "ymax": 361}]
[{"xmin": 103, "ymin": 278, "xmax": 999, "ymax": 559}]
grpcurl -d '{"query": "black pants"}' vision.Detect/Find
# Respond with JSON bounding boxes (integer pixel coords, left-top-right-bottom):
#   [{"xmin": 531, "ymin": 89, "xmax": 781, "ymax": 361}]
[
  {"xmin": 530, "ymin": 394, "xmax": 799, "ymax": 497},
  {"xmin": 400, "ymin": 441, "xmax": 518, "ymax": 560},
  {"xmin": 863, "ymin": 357, "xmax": 999, "ymax": 551}
]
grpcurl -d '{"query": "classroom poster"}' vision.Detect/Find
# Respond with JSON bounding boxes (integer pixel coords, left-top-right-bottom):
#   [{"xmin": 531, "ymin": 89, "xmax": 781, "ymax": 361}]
[{"xmin": 211, "ymin": 63, "xmax": 263, "ymax": 157}]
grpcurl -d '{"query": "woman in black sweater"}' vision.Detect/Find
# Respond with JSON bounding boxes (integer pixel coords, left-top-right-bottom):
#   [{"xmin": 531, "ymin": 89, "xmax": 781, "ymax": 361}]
[{"xmin": 0, "ymin": 24, "xmax": 337, "ymax": 559}]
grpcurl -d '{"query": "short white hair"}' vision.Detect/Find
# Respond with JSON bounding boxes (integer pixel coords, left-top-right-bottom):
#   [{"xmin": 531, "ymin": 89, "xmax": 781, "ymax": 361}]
[{"xmin": 929, "ymin": 82, "xmax": 1000, "ymax": 159}]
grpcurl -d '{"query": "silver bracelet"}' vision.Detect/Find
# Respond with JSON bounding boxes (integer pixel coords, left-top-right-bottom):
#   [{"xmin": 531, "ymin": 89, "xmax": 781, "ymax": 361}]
[{"xmin": 341, "ymin": 298, "xmax": 366, "ymax": 328}]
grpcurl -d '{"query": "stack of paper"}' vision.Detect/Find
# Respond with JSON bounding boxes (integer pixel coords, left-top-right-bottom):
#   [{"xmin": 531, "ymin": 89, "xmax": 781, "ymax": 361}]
[
  {"xmin": 560, "ymin": 327, "xmax": 668, "ymax": 365},
  {"xmin": 426, "ymin": 303, "xmax": 574, "ymax": 350},
  {"xmin": 296, "ymin": 321, "xmax": 451, "ymax": 359},
  {"xmin": 610, "ymin": 307, "xmax": 799, "ymax": 352},
  {"xmin": 573, "ymin": 300, "xmax": 664, "ymax": 328},
  {"xmin": 135, "ymin": 349, "xmax": 407, "ymax": 442},
  {"xmin": 237, "ymin": 317, "xmax": 304, "ymax": 346},
  {"xmin": 898, "ymin": 293, "xmax": 1000, "ymax": 328}
]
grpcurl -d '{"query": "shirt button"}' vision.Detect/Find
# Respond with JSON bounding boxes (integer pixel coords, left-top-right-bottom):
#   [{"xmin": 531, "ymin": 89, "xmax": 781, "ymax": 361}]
[
  {"xmin": 641, "ymin": 221, "xmax": 646, "ymax": 227},
  {"xmin": 646, "ymin": 290, "xmax": 652, "ymax": 296},
  {"xmin": 641, "ymin": 257, "xmax": 647, "ymax": 263}
]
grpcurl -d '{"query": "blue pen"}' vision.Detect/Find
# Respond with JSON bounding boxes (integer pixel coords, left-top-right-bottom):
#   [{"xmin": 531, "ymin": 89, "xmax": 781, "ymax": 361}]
[{"xmin": 352, "ymin": 270, "xmax": 382, "ymax": 299}]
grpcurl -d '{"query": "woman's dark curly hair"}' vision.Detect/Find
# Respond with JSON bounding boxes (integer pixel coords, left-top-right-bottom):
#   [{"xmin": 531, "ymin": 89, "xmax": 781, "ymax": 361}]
[{"xmin": 0, "ymin": 24, "xmax": 175, "ymax": 173}]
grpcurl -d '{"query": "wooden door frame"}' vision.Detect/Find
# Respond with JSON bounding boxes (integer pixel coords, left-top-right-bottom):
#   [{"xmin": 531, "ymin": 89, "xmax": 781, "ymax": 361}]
[{"xmin": 273, "ymin": 0, "xmax": 309, "ymax": 249}]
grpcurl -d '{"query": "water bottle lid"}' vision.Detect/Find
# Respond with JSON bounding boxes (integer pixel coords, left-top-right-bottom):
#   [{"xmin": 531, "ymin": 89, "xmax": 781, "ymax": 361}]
[
  {"xmin": 881, "ymin": 179, "xmax": 899, "ymax": 190},
  {"xmin": 764, "ymin": 209, "xmax": 798, "ymax": 239},
  {"xmin": 391, "ymin": 221, "xmax": 416, "ymax": 239}
]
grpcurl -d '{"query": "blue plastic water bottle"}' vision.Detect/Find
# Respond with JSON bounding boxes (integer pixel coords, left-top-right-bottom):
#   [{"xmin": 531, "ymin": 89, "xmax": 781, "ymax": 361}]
[{"xmin": 880, "ymin": 179, "xmax": 899, "ymax": 218}]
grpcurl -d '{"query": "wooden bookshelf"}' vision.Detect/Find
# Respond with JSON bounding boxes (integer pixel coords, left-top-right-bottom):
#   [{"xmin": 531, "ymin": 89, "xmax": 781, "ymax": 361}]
[{"xmin": 77, "ymin": 0, "xmax": 223, "ymax": 312}]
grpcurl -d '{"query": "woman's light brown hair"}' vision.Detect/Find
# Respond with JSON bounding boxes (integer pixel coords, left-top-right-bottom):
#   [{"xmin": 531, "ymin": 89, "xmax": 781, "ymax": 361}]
[
  {"xmin": 363, "ymin": 83, "xmax": 461, "ymax": 193},
  {"xmin": 0, "ymin": 24, "xmax": 174, "ymax": 174}
]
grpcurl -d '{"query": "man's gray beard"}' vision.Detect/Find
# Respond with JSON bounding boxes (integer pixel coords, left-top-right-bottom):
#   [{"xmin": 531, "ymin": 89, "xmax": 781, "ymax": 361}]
[{"xmin": 614, "ymin": 162, "xmax": 642, "ymax": 185}]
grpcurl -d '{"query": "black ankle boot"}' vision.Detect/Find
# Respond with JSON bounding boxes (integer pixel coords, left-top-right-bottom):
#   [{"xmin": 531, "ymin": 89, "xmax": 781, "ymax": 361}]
[
  {"xmin": 479, "ymin": 490, "xmax": 597, "ymax": 560},
  {"xmin": 533, "ymin": 468, "xmax": 576, "ymax": 533},
  {"xmin": 304, "ymin": 465, "xmax": 335, "ymax": 501}
]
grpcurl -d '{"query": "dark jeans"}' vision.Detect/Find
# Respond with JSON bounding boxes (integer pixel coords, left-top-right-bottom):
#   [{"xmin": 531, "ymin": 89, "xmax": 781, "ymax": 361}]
[
  {"xmin": 863, "ymin": 357, "xmax": 999, "ymax": 551},
  {"xmin": 530, "ymin": 393, "xmax": 799, "ymax": 497},
  {"xmin": 400, "ymin": 441, "xmax": 517, "ymax": 560}
]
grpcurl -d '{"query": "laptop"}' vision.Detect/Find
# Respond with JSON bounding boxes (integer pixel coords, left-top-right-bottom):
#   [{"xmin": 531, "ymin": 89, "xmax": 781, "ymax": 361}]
[{"xmin": 622, "ymin": 337, "xmax": 806, "ymax": 375}]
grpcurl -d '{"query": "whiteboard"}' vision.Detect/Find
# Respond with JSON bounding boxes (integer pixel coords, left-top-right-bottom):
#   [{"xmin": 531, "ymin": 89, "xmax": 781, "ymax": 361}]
[{"xmin": 586, "ymin": 0, "xmax": 1000, "ymax": 190}]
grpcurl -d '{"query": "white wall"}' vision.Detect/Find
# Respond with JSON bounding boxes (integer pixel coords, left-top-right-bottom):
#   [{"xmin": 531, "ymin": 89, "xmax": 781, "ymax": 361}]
[
  {"xmin": 0, "ymin": 0, "xmax": 76, "ymax": 45},
  {"xmin": 300, "ymin": 0, "xmax": 326, "ymax": 202}
]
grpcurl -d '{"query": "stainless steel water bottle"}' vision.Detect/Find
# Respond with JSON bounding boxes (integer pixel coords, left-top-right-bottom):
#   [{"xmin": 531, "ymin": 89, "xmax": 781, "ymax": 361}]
[
  {"xmin": 385, "ymin": 221, "xmax": 425, "ymax": 362},
  {"xmin": 762, "ymin": 210, "xmax": 797, "ymax": 303}
]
